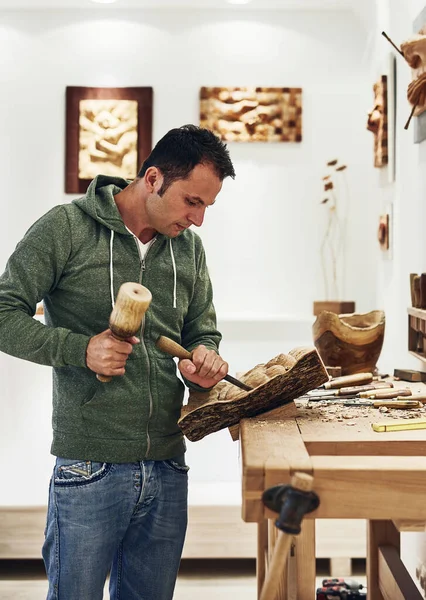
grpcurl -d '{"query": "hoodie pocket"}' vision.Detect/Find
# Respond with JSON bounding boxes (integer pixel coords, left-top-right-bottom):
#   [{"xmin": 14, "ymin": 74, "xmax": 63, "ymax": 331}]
[{"xmin": 81, "ymin": 360, "xmax": 149, "ymax": 440}]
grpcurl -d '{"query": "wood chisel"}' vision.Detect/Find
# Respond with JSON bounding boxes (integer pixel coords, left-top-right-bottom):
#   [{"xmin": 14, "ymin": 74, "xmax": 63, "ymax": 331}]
[
  {"xmin": 320, "ymin": 372, "xmax": 373, "ymax": 389},
  {"xmin": 342, "ymin": 400, "xmax": 422, "ymax": 408},
  {"xmin": 372, "ymin": 417, "xmax": 426, "ymax": 432},
  {"xmin": 155, "ymin": 335, "xmax": 253, "ymax": 391},
  {"xmin": 305, "ymin": 382, "xmax": 394, "ymax": 398},
  {"xmin": 304, "ymin": 388, "xmax": 412, "ymax": 402},
  {"xmin": 357, "ymin": 388, "xmax": 412, "ymax": 399}
]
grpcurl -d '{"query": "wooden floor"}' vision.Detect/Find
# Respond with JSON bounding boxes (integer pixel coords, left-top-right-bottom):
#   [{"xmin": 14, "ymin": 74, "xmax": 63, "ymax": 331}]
[{"xmin": 0, "ymin": 559, "xmax": 367, "ymax": 600}]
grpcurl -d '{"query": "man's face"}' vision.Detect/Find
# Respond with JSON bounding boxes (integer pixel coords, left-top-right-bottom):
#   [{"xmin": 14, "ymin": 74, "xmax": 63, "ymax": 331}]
[{"xmin": 145, "ymin": 163, "xmax": 222, "ymax": 237}]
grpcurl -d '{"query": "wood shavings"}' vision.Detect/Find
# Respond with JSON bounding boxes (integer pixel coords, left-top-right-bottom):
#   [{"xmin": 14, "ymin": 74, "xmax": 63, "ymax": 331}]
[{"xmin": 295, "ymin": 398, "xmax": 426, "ymax": 426}]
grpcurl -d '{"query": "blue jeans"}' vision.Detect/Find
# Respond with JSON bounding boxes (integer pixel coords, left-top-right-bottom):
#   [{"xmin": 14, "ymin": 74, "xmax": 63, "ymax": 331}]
[{"xmin": 42, "ymin": 457, "xmax": 189, "ymax": 600}]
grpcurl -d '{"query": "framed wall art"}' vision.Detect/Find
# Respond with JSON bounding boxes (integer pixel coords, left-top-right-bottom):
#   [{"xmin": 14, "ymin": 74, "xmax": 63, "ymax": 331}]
[
  {"xmin": 413, "ymin": 5, "xmax": 426, "ymax": 143},
  {"xmin": 65, "ymin": 86, "xmax": 153, "ymax": 193},
  {"xmin": 367, "ymin": 74, "xmax": 388, "ymax": 169},
  {"xmin": 200, "ymin": 86, "xmax": 302, "ymax": 142}
]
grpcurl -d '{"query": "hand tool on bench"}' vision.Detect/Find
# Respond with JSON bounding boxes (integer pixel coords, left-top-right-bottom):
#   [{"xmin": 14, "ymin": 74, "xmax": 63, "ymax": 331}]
[
  {"xmin": 320, "ymin": 372, "xmax": 373, "ymax": 389},
  {"xmin": 357, "ymin": 388, "xmax": 411, "ymax": 399},
  {"xmin": 306, "ymin": 382, "xmax": 394, "ymax": 398},
  {"xmin": 155, "ymin": 335, "xmax": 252, "ymax": 391},
  {"xmin": 260, "ymin": 472, "xmax": 320, "ymax": 600},
  {"xmin": 340, "ymin": 399, "xmax": 422, "ymax": 409},
  {"xmin": 97, "ymin": 282, "xmax": 152, "ymax": 383},
  {"xmin": 305, "ymin": 388, "xmax": 412, "ymax": 402}
]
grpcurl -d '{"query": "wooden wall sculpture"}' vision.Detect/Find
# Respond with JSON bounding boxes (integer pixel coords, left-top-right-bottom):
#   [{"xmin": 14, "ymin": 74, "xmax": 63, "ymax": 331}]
[
  {"xmin": 65, "ymin": 87, "xmax": 153, "ymax": 194},
  {"xmin": 401, "ymin": 32, "xmax": 426, "ymax": 122},
  {"xmin": 200, "ymin": 86, "xmax": 302, "ymax": 142},
  {"xmin": 382, "ymin": 7, "xmax": 426, "ymax": 139},
  {"xmin": 367, "ymin": 75, "xmax": 388, "ymax": 168}
]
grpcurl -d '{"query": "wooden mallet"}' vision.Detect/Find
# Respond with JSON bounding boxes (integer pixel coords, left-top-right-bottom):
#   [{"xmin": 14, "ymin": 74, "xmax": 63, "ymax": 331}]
[{"xmin": 96, "ymin": 282, "xmax": 152, "ymax": 383}]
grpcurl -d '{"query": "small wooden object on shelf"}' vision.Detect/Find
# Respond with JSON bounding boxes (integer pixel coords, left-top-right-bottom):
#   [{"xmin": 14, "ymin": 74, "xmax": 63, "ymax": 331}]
[
  {"xmin": 313, "ymin": 301, "xmax": 355, "ymax": 317},
  {"xmin": 313, "ymin": 310, "xmax": 385, "ymax": 376},
  {"xmin": 325, "ymin": 366, "xmax": 342, "ymax": 378},
  {"xmin": 408, "ymin": 307, "xmax": 426, "ymax": 361}
]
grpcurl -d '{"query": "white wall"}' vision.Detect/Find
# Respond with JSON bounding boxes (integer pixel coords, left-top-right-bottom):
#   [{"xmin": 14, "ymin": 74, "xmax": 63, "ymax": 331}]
[
  {"xmin": 0, "ymin": 8, "xmax": 377, "ymax": 505},
  {"xmin": 370, "ymin": 0, "xmax": 426, "ymax": 370},
  {"xmin": 367, "ymin": 0, "xmax": 426, "ymax": 588}
]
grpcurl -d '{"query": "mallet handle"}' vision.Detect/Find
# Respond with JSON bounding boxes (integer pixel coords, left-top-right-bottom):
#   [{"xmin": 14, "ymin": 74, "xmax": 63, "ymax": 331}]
[
  {"xmin": 260, "ymin": 472, "xmax": 314, "ymax": 600},
  {"xmin": 96, "ymin": 282, "xmax": 152, "ymax": 383}
]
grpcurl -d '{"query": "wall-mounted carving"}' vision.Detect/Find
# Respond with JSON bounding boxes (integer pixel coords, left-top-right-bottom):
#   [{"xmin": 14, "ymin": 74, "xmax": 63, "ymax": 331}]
[
  {"xmin": 401, "ymin": 33, "xmax": 426, "ymax": 122},
  {"xmin": 378, "ymin": 213, "xmax": 389, "ymax": 250},
  {"xmin": 367, "ymin": 75, "xmax": 388, "ymax": 168},
  {"xmin": 78, "ymin": 99, "xmax": 138, "ymax": 181},
  {"xmin": 65, "ymin": 87, "xmax": 153, "ymax": 194},
  {"xmin": 200, "ymin": 86, "xmax": 302, "ymax": 142},
  {"xmin": 382, "ymin": 7, "xmax": 426, "ymax": 140}
]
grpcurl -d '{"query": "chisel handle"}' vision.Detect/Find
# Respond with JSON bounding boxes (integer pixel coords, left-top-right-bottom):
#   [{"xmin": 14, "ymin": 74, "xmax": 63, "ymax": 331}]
[
  {"xmin": 338, "ymin": 382, "xmax": 394, "ymax": 395},
  {"xmin": 372, "ymin": 400, "xmax": 422, "ymax": 408},
  {"xmin": 155, "ymin": 336, "xmax": 252, "ymax": 391},
  {"xmin": 359, "ymin": 388, "xmax": 412, "ymax": 399},
  {"xmin": 323, "ymin": 372, "xmax": 373, "ymax": 389}
]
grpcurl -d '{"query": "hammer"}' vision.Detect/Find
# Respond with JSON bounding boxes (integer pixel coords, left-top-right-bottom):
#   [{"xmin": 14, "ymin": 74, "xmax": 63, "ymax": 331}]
[
  {"xmin": 97, "ymin": 282, "xmax": 152, "ymax": 383},
  {"xmin": 260, "ymin": 472, "xmax": 320, "ymax": 600}
]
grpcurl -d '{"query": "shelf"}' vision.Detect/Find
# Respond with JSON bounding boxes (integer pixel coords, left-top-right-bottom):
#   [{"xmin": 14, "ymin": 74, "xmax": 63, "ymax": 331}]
[
  {"xmin": 408, "ymin": 307, "xmax": 426, "ymax": 318},
  {"xmin": 409, "ymin": 351, "xmax": 426, "ymax": 363},
  {"xmin": 408, "ymin": 307, "xmax": 426, "ymax": 363}
]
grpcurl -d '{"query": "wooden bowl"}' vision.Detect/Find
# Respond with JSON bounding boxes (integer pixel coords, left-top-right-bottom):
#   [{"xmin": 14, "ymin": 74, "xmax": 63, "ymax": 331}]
[{"xmin": 312, "ymin": 310, "xmax": 385, "ymax": 375}]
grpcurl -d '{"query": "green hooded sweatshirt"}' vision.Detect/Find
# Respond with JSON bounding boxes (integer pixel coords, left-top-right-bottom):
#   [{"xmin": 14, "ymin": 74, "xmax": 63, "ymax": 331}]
[{"xmin": 0, "ymin": 175, "xmax": 221, "ymax": 462}]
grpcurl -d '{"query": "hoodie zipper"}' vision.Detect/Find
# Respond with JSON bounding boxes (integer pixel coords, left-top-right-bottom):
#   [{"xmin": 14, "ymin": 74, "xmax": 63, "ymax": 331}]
[{"xmin": 132, "ymin": 235, "xmax": 156, "ymax": 458}]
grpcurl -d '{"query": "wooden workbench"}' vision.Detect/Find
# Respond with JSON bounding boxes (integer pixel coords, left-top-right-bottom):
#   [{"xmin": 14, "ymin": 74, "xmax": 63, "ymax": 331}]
[{"xmin": 240, "ymin": 381, "xmax": 426, "ymax": 600}]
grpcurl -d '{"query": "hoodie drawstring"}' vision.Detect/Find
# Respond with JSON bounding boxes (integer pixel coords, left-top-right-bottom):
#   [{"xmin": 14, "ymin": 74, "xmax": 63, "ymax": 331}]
[
  {"xmin": 110, "ymin": 230, "xmax": 115, "ymax": 309},
  {"xmin": 169, "ymin": 239, "xmax": 177, "ymax": 309}
]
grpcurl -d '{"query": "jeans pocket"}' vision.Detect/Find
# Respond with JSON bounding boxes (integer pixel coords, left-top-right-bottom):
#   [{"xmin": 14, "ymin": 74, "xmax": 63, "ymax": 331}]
[
  {"xmin": 54, "ymin": 458, "xmax": 112, "ymax": 486},
  {"xmin": 163, "ymin": 459, "xmax": 190, "ymax": 474}
]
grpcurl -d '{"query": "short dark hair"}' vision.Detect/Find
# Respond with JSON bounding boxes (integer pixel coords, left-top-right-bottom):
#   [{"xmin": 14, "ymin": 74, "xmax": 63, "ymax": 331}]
[{"xmin": 138, "ymin": 124, "xmax": 235, "ymax": 195}]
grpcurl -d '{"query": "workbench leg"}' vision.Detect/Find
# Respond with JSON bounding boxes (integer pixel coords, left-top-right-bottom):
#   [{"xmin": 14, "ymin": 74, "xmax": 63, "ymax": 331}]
[
  {"xmin": 292, "ymin": 518, "xmax": 316, "ymax": 600},
  {"xmin": 257, "ymin": 520, "xmax": 268, "ymax": 599},
  {"xmin": 367, "ymin": 520, "xmax": 400, "ymax": 600}
]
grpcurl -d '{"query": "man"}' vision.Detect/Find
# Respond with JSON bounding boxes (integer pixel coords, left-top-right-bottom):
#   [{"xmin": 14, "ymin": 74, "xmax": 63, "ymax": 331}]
[{"xmin": 0, "ymin": 124, "xmax": 236, "ymax": 599}]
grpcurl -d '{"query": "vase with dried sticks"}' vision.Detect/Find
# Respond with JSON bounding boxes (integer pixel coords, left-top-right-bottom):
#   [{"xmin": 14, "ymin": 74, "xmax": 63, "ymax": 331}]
[{"xmin": 313, "ymin": 159, "xmax": 355, "ymax": 317}]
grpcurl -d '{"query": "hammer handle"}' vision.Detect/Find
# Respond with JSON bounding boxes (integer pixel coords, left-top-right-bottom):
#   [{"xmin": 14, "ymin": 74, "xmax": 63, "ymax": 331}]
[
  {"xmin": 260, "ymin": 472, "xmax": 314, "ymax": 600},
  {"xmin": 96, "ymin": 333, "xmax": 126, "ymax": 383},
  {"xmin": 156, "ymin": 336, "xmax": 252, "ymax": 391}
]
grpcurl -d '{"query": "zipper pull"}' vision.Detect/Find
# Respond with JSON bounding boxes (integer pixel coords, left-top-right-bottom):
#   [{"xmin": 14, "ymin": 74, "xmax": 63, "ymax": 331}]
[{"xmin": 141, "ymin": 258, "xmax": 146, "ymax": 271}]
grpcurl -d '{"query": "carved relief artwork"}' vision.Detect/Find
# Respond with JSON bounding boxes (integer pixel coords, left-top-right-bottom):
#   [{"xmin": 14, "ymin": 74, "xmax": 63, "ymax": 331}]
[
  {"xmin": 367, "ymin": 76, "xmax": 388, "ymax": 168},
  {"xmin": 78, "ymin": 99, "xmax": 138, "ymax": 180},
  {"xmin": 382, "ymin": 8, "xmax": 426, "ymax": 140},
  {"xmin": 65, "ymin": 87, "xmax": 153, "ymax": 194},
  {"xmin": 200, "ymin": 87, "xmax": 302, "ymax": 142},
  {"xmin": 401, "ymin": 33, "xmax": 426, "ymax": 122}
]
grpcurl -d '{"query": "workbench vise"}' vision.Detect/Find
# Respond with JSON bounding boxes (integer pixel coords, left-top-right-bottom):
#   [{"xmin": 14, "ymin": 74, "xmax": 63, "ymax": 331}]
[{"xmin": 262, "ymin": 474, "xmax": 320, "ymax": 534}]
